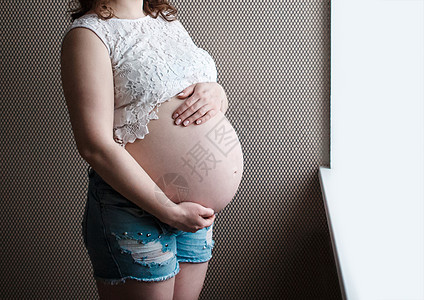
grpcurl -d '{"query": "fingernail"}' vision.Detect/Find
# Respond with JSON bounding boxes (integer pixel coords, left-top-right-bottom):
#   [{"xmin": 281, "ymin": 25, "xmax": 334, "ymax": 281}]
[
  {"xmin": 178, "ymin": 92, "xmax": 184, "ymax": 96},
  {"xmin": 196, "ymin": 119, "xmax": 201, "ymax": 124},
  {"xmin": 175, "ymin": 118, "xmax": 181, "ymax": 125},
  {"xmin": 173, "ymin": 113, "xmax": 179, "ymax": 119},
  {"xmin": 183, "ymin": 120, "xmax": 189, "ymax": 126}
]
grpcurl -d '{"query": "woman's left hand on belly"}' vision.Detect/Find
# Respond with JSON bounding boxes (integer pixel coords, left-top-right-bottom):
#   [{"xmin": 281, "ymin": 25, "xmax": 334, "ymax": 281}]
[{"xmin": 172, "ymin": 82, "xmax": 228, "ymax": 127}]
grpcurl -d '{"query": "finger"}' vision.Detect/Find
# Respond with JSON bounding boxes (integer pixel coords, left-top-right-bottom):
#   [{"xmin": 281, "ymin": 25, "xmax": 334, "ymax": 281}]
[
  {"xmin": 198, "ymin": 206, "xmax": 215, "ymax": 217},
  {"xmin": 176, "ymin": 84, "xmax": 196, "ymax": 98},
  {"xmin": 172, "ymin": 89, "xmax": 195, "ymax": 119},
  {"xmin": 202, "ymin": 213, "xmax": 215, "ymax": 222},
  {"xmin": 183, "ymin": 104, "xmax": 211, "ymax": 127},
  {"xmin": 202, "ymin": 215, "xmax": 216, "ymax": 227},
  {"xmin": 173, "ymin": 95, "xmax": 198, "ymax": 121},
  {"xmin": 206, "ymin": 214, "xmax": 216, "ymax": 222},
  {"xmin": 204, "ymin": 109, "xmax": 218, "ymax": 121},
  {"xmin": 174, "ymin": 97, "xmax": 203, "ymax": 126},
  {"xmin": 194, "ymin": 108, "xmax": 215, "ymax": 125}
]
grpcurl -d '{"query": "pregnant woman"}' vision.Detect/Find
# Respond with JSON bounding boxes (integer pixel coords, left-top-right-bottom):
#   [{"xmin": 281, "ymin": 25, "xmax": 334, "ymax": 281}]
[{"xmin": 60, "ymin": 0, "xmax": 243, "ymax": 299}]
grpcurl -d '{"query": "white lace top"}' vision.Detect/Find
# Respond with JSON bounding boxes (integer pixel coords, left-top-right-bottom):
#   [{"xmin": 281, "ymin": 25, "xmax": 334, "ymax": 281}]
[{"xmin": 61, "ymin": 13, "xmax": 218, "ymax": 148}]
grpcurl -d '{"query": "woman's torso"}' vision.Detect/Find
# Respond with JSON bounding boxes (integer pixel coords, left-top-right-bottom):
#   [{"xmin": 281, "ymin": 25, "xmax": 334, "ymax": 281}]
[{"xmin": 64, "ymin": 11, "xmax": 244, "ymax": 212}]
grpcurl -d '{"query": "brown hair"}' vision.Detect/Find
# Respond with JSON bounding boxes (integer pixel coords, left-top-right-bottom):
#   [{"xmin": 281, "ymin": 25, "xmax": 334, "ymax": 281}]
[{"xmin": 66, "ymin": 0, "xmax": 178, "ymax": 22}]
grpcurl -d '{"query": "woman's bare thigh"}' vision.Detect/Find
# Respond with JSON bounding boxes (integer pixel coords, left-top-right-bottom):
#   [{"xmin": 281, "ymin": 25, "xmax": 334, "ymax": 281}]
[{"xmin": 173, "ymin": 262, "xmax": 209, "ymax": 300}]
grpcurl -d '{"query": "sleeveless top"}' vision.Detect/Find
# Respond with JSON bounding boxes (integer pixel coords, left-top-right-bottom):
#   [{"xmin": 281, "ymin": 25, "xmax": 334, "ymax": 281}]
[{"xmin": 61, "ymin": 13, "xmax": 218, "ymax": 148}]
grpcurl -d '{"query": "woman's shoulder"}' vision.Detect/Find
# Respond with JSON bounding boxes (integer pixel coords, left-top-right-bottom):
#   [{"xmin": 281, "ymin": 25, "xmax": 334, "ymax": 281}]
[{"xmin": 62, "ymin": 11, "xmax": 112, "ymax": 56}]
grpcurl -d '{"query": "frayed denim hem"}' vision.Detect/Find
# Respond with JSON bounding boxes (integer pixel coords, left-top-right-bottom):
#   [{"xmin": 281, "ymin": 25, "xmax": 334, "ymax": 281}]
[
  {"xmin": 93, "ymin": 264, "xmax": 180, "ymax": 285},
  {"xmin": 177, "ymin": 256, "xmax": 212, "ymax": 263}
]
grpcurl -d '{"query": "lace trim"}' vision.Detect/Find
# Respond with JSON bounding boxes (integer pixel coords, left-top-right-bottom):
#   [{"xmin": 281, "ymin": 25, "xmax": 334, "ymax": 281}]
[{"xmin": 113, "ymin": 97, "xmax": 171, "ymax": 148}]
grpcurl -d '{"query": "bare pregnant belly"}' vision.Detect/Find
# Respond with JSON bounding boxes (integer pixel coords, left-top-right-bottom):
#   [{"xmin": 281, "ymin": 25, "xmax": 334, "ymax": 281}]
[{"xmin": 124, "ymin": 96, "xmax": 244, "ymax": 213}]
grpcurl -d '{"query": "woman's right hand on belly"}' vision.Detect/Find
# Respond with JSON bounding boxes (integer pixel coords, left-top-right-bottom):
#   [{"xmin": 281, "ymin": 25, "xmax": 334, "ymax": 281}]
[{"xmin": 159, "ymin": 201, "xmax": 216, "ymax": 233}]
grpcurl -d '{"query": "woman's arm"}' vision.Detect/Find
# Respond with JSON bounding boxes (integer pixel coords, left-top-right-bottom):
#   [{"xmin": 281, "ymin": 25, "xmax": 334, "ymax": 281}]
[{"xmin": 60, "ymin": 28, "xmax": 215, "ymax": 233}]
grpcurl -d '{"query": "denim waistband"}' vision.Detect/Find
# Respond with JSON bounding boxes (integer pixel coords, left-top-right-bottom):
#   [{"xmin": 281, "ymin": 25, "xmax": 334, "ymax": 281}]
[
  {"xmin": 87, "ymin": 165, "xmax": 97, "ymax": 179},
  {"xmin": 87, "ymin": 165, "xmax": 93, "ymax": 177},
  {"xmin": 87, "ymin": 165, "xmax": 108, "ymax": 187}
]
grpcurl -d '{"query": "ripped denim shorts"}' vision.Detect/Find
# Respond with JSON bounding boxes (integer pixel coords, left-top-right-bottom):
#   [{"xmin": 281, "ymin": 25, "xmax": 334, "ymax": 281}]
[{"xmin": 82, "ymin": 166, "xmax": 215, "ymax": 285}]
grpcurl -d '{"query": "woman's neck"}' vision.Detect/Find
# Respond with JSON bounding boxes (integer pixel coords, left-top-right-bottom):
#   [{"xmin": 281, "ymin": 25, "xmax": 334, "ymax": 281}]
[{"xmin": 107, "ymin": 0, "xmax": 145, "ymax": 19}]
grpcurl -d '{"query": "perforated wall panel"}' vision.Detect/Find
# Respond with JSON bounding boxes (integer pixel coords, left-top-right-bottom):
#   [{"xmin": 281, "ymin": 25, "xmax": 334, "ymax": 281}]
[{"xmin": 0, "ymin": 0, "xmax": 341, "ymax": 299}]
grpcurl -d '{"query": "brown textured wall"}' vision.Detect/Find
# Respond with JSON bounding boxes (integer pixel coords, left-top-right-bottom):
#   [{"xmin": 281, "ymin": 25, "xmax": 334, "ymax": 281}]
[{"xmin": 0, "ymin": 0, "xmax": 341, "ymax": 299}]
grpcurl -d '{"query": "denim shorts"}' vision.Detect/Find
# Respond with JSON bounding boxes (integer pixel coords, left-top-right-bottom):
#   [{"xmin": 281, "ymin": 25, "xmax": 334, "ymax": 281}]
[{"xmin": 82, "ymin": 166, "xmax": 215, "ymax": 285}]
